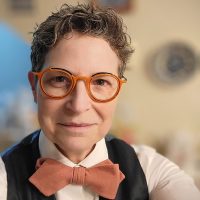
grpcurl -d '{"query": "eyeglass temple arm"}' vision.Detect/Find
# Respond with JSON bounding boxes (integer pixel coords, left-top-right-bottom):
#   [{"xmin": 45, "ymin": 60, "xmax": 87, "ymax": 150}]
[{"xmin": 121, "ymin": 76, "xmax": 127, "ymax": 83}]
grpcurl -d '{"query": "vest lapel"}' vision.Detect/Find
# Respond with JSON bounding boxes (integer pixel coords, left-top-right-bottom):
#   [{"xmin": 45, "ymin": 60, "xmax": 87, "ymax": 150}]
[{"xmin": 104, "ymin": 135, "xmax": 149, "ymax": 200}]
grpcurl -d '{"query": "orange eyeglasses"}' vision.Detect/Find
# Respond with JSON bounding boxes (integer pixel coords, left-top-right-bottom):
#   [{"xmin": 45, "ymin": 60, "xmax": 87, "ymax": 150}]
[{"xmin": 32, "ymin": 67, "xmax": 127, "ymax": 103}]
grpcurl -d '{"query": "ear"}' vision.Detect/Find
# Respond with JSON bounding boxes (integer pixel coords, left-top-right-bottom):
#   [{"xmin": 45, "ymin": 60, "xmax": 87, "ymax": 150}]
[{"xmin": 28, "ymin": 71, "xmax": 37, "ymax": 103}]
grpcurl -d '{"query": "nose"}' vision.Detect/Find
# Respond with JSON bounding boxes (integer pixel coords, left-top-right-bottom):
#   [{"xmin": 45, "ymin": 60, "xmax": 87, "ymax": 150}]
[{"xmin": 64, "ymin": 80, "xmax": 92, "ymax": 113}]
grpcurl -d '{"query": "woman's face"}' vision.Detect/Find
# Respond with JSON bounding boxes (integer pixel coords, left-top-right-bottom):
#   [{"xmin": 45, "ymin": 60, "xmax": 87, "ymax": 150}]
[{"xmin": 29, "ymin": 33, "xmax": 121, "ymax": 162}]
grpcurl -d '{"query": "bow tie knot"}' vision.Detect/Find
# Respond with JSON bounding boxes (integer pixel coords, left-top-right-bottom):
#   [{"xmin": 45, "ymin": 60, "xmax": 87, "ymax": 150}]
[
  {"xmin": 29, "ymin": 158, "xmax": 125, "ymax": 199},
  {"xmin": 71, "ymin": 166, "xmax": 86, "ymax": 185}
]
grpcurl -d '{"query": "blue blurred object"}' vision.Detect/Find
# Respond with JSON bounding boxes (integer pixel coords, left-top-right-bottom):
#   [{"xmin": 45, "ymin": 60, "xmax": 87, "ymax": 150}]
[{"xmin": 0, "ymin": 22, "xmax": 31, "ymax": 94}]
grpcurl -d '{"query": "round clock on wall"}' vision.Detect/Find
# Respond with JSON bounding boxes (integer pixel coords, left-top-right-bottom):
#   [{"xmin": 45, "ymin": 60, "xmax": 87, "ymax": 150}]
[{"xmin": 149, "ymin": 42, "xmax": 197, "ymax": 85}]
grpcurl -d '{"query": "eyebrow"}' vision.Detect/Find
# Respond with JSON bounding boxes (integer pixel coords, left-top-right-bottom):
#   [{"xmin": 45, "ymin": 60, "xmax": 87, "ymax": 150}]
[
  {"xmin": 50, "ymin": 67, "xmax": 115, "ymax": 77},
  {"xmin": 91, "ymin": 72, "xmax": 114, "ymax": 76}
]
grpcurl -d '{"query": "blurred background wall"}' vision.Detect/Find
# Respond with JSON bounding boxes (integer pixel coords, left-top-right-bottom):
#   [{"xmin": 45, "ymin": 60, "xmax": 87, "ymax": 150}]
[{"xmin": 0, "ymin": 0, "xmax": 200, "ymax": 187}]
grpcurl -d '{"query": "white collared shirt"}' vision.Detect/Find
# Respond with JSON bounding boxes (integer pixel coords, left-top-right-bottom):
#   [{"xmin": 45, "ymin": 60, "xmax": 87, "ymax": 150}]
[{"xmin": 0, "ymin": 131, "xmax": 200, "ymax": 200}]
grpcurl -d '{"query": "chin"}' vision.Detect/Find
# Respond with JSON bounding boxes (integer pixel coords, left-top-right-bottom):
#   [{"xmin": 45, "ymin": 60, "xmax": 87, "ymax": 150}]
[{"xmin": 57, "ymin": 136, "xmax": 95, "ymax": 154}]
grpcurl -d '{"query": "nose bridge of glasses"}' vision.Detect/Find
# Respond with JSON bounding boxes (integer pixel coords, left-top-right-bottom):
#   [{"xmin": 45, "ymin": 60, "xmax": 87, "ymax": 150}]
[
  {"xmin": 71, "ymin": 75, "xmax": 91, "ymax": 96},
  {"xmin": 74, "ymin": 75, "xmax": 90, "ymax": 85},
  {"xmin": 71, "ymin": 75, "xmax": 93, "ymax": 102}
]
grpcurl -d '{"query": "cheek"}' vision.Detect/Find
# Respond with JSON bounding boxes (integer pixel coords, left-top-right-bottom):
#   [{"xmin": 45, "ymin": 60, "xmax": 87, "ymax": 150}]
[
  {"xmin": 37, "ymin": 87, "xmax": 58, "ymax": 112},
  {"xmin": 97, "ymin": 100, "xmax": 118, "ymax": 134},
  {"xmin": 36, "ymin": 90, "xmax": 61, "ymax": 129},
  {"xmin": 104, "ymin": 99, "xmax": 118, "ymax": 117}
]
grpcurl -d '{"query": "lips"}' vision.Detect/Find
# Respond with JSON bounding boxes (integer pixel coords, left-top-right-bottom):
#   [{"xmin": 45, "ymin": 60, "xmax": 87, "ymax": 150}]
[
  {"xmin": 57, "ymin": 122, "xmax": 96, "ymax": 133},
  {"xmin": 57, "ymin": 122, "xmax": 97, "ymax": 132},
  {"xmin": 58, "ymin": 122, "xmax": 95, "ymax": 127}
]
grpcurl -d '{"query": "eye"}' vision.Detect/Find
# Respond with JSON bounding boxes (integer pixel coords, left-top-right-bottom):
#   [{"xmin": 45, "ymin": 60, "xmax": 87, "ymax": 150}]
[
  {"xmin": 49, "ymin": 75, "xmax": 71, "ymax": 88},
  {"xmin": 53, "ymin": 76, "xmax": 67, "ymax": 82},
  {"xmin": 94, "ymin": 79, "xmax": 108, "ymax": 86},
  {"xmin": 91, "ymin": 75, "xmax": 117, "ymax": 89}
]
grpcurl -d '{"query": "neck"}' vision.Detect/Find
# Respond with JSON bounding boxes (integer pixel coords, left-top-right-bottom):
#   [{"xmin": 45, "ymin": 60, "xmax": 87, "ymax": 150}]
[{"xmin": 55, "ymin": 144, "xmax": 95, "ymax": 164}]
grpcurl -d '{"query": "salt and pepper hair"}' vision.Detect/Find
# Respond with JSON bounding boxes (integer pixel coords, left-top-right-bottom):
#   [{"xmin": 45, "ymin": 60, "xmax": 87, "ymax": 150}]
[{"xmin": 31, "ymin": 3, "xmax": 134, "ymax": 77}]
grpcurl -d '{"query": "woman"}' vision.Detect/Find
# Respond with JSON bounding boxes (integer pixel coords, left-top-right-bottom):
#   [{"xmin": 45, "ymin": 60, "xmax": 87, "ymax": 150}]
[{"xmin": 0, "ymin": 3, "xmax": 200, "ymax": 200}]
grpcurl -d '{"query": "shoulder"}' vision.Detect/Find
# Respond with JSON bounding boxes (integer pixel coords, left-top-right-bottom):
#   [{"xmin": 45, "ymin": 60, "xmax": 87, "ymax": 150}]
[
  {"xmin": 132, "ymin": 144, "xmax": 156, "ymax": 162},
  {"xmin": 132, "ymin": 144, "xmax": 183, "ymax": 188},
  {"xmin": 0, "ymin": 157, "xmax": 7, "ymax": 200},
  {"xmin": 1, "ymin": 130, "xmax": 40, "ymax": 159},
  {"xmin": 131, "ymin": 144, "xmax": 160, "ymax": 174},
  {"xmin": 0, "ymin": 157, "xmax": 6, "ymax": 178},
  {"xmin": 132, "ymin": 144, "xmax": 200, "ymax": 199}
]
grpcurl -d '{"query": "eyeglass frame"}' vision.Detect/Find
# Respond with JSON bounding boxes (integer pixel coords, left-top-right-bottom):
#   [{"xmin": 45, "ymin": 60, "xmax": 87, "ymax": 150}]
[{"xmin": 32, "ymin": 67, "xmax": 127, "ymax": 103}]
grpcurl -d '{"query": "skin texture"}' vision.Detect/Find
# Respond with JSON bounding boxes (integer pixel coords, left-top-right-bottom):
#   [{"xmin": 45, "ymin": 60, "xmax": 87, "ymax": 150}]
[{"xmin": 28, "ymin": 33, "xmax": 120, "ymax": 163}]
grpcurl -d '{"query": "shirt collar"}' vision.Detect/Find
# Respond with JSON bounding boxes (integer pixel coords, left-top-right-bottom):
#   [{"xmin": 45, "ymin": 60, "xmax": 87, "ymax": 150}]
[{"xmin": 39, "ymin": 130, "xmax": 108, "ymax": 168}]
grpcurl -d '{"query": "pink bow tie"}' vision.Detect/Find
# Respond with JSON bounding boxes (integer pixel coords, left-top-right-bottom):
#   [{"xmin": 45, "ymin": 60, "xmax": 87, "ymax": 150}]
[{"xmin": 29, "ymin": 158, "xmax": 125, "ymax": 199}]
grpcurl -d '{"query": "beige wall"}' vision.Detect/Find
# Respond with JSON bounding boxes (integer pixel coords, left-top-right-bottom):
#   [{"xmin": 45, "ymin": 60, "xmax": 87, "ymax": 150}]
[
  {"xmin": 1, "ymin": 0, "xmax": 200, "ymax": 145},
  {"xmin": 116, "ymin": 0, "xmax": 200, "ymax": 144},
  {"xmin": 0, "ymin": 0, "xmax": 86, "ymax": 42}
]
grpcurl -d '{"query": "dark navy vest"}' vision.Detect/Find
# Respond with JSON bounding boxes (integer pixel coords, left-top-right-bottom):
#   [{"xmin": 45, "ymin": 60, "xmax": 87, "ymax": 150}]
[{"xmin": 1, "ymin": 130, "xmax": 149, "ymax": 200}]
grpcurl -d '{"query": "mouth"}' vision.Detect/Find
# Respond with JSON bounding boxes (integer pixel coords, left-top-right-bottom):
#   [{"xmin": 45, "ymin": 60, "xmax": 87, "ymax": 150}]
[
  {"xmin": 59, "ymin": 122, "xmax": 95, "ymax": 126},
  {"xmin": 57, "ymin": 122, "xmax": 96, "ymax": 132}
]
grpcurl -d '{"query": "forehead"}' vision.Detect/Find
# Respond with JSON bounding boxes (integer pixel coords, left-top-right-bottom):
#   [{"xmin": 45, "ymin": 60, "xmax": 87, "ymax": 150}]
[{"xmin": 43, "ymin": 33, "xmax": 120, "ymax": 75}]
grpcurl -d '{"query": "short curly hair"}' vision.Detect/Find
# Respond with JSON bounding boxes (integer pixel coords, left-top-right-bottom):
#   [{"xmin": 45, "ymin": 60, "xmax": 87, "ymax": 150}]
[{"xmin": 31, "ymin": 3, "xmax": 134, "ymax": 76}]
